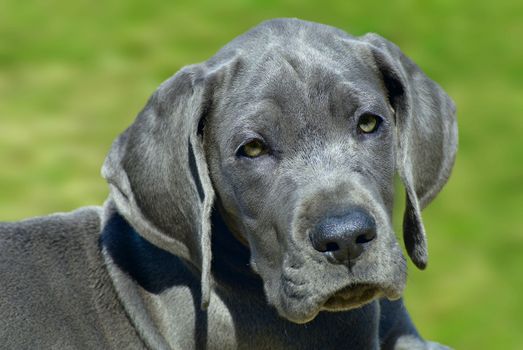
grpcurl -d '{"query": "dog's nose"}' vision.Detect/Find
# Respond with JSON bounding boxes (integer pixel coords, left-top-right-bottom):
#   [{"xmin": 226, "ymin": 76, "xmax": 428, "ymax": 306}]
[{"xmin": 309, "ymin": 208, "xmax": 377, "ymax": 263}]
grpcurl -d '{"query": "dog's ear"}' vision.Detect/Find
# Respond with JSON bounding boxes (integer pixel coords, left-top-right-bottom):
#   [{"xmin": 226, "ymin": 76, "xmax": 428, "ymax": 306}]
[
  {"xmin": 361, "ymin": 34, "xmax": 458, "ymax": 269},
  {"xmin": 102, "ymin": 57, "xmax": 236, "ymax": 308}
]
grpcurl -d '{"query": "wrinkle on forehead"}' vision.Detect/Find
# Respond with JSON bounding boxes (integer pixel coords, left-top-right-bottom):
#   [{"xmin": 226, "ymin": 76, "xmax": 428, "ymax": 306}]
[
  {"xmin": 213, "ymin": 44, "xmax": 393, "ymax": 153},
  {"xmin": 248, "ymin": 65, "xmax": 366, "ymax": 125},
  {"xmin": 234, "ymin": 44, "xmax": 382, "ymax": 109}
]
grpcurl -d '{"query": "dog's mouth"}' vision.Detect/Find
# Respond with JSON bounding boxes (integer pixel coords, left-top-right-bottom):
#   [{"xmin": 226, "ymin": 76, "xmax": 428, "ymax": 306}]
[
  {"xmin": 321, "ymin": 284, "xmax": 382, "ymax": 312},
  {"xmin": 276, "ymin": 282, "xmax": 388, "ymax": 324}
]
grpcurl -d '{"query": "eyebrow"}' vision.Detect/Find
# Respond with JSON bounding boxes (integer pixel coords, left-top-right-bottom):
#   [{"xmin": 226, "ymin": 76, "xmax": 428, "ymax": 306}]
[
  {"xmin": 224, "ymin": 102, "xmax": 281, "ymax": 149},
  {"xmin": 325, "ymin": 81, "xmax": 362, "ymax": 120}
]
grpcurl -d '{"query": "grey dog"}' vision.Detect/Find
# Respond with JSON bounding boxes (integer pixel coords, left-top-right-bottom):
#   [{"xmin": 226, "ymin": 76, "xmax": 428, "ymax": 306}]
[{"xmin": 0, "ymin": 19, "xmax": 457, "ymax": 349}]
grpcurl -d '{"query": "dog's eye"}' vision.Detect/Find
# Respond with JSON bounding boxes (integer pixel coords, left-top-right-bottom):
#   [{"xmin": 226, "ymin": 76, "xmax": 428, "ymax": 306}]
[
  {"xmin": 357, "ymin": 114, "xmax": 381, "ymax": 134},
  {"xmin": 238, "ymin": 139, "xmax": 268, "ymax": 158}
]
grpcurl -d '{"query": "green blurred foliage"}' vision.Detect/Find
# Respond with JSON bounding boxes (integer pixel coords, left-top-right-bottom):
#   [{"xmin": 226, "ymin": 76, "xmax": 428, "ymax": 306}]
[{"xmin": 1, "ymin": 0, "xmax": 522, "ymax": 348}]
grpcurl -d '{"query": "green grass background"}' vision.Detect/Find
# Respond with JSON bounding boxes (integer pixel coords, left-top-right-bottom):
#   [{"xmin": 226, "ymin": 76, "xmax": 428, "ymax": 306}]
[{"xmin": 1, "ymin": 0, "xmax": 522, "ymax": 348}]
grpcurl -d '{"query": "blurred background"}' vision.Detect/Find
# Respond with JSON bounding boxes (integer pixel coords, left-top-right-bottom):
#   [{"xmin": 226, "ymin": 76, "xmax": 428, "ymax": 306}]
[{"xmin": 1, "ymin": 0, "xmax": 522, "ymax": 348}]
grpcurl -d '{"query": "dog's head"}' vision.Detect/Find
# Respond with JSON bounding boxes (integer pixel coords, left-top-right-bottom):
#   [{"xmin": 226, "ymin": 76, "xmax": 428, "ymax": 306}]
[{"xmin": 103, "ymin": 19, "xmax": 457, "ymax": 324}]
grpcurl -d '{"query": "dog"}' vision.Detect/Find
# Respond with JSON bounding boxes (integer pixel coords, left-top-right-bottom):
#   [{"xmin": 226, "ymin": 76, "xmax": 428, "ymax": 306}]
[{"xmin": 0, "ymin": 18, "xmax": 457, "ymax": 349}]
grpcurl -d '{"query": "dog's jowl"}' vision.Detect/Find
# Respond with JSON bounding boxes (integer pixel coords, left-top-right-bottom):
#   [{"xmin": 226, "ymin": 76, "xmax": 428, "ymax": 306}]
[{"xmin": 0, "ymin": 18, "xmax": 457, "ymax": 350}]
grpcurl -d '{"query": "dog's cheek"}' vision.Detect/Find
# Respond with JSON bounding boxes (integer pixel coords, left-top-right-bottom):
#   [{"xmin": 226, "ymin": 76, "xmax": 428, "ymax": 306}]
[
  {"xmin": 247, "ymin": 223, "xmax": 283, "ymax": 269},
  {"xmin": 368, "ymin": 228, "xmax": 407, "ymax": 295},
  {"xmin": 218, "ymin": 167, "xmax": 270, "ymax": 219}
]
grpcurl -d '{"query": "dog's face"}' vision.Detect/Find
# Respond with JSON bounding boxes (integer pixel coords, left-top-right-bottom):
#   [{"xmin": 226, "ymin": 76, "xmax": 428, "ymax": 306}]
[
  {"xmin": 205, "ymin": 46, "xmax": 406, "ymax": 323},
  {"xmin": 104, "ymin": 19, "xmax": 457, "ymax": 324}
]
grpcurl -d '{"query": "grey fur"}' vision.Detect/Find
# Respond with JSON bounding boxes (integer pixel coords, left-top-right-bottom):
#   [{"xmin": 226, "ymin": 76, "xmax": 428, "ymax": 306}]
[{"xmin": 0, "ymin": 18, "xmax": 456, "ymax": 349}]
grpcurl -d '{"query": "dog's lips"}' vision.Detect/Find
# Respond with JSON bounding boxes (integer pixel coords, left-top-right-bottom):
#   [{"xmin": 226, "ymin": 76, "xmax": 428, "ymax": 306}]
[
  {"xmin": 277, "ymin": 283, "xmax": 387, "ymax": 324},
  {"xmin": 276, "ymin": 280, "xmax": 403, "ymax": 324},
  {"xmin": 320, "ymin": 284, "xmax": 382, "ymax": 312}
]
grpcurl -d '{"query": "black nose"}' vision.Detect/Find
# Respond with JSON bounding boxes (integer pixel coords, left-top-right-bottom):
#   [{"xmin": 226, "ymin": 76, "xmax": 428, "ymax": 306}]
[{"xmin": 309, "ymin": 208, "xmax": 377, "ymax": 263}]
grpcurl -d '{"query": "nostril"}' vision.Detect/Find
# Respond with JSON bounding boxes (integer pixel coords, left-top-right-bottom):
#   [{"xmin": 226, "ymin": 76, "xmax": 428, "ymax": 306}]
[
  {"xmin": 355, "ymin": 232, "xmax": 376, "ymax": 244},
  {"xmin": 325, "ymin": 242, "xmax": 340, "ymax": 252}
]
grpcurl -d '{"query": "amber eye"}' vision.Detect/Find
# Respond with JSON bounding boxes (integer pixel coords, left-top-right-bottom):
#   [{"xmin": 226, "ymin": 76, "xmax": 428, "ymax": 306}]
[
  {"xmin": 238, "ymin": 139, "xmax": 268, "ymax": 158},
  {"xmin": 357, "ymin": 114, "xmax": 381, "ymax": 134}
]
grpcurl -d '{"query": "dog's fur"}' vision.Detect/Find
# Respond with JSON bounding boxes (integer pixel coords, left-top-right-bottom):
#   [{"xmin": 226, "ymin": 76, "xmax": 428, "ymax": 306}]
[{"xmin": 0, "ymin": 19, "xmax": 457, "ymax": 349}]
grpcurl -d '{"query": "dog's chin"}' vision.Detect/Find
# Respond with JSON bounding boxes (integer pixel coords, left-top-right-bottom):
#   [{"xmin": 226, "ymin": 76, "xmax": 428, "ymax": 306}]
[
  {"xmin": 278, "ymin": 307, "xmax": 321, "ymax": 325},
  {"xmin": 276, "ymin": 284, "xmax": 402, "ymax": 324}
]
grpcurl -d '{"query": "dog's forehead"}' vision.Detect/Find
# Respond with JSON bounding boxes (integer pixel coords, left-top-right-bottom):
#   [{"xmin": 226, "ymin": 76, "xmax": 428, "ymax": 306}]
[
  {"xmin": 206, "ymin": 19, "xmax": 393, "ymax": 144},
  {"xmin": 208, "ymin": 20, "xmax": 388, "ymax": 114},
  {"xmin": 207, "ymin": 18, "xmax": 379, "ymax": 89},
  {"xmin": 215, "ymin": 54, "xmax": 387, "ymax": 132},
  {"xmin": 247, "ymin": 52, "xmax": 380, "ymax": 114}
]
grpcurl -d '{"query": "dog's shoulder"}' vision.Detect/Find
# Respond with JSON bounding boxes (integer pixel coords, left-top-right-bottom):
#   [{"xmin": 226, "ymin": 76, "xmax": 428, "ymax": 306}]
[
  {"xmin": 0, "ymin": 206, "xmax": 103, "ymax": 266},
  {"xmin": 0, "ymin": 207, "xmax": 146, "ymax": 349}
]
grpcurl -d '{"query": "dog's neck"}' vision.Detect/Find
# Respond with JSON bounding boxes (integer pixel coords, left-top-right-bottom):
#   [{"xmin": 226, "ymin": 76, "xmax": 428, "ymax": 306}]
[
  {"xmin": 100, "ymin": 207, "xmax": 268, "ymax": 348},
  {"xmin": 100, "ymin": 205, "xmax": 264, "ymax": 298},
  {"xmin": 210, "ymin": 208, "xmax": 265, "ymax": 294}
]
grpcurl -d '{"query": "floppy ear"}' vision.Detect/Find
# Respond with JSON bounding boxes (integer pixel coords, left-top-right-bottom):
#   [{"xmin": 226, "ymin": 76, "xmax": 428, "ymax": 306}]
[
  {"xmin": 101, "ymin": 61, "xmax": 230, "ymax": 308},
  {"xmin": 361, "ymin": 34, "xmax": 458, "ymax": 269}
]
